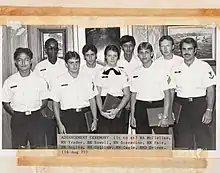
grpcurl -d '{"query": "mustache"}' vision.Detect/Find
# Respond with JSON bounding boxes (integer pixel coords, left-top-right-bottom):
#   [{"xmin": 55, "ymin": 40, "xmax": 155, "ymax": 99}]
[{"xmin": 184, "ymin": 53, "xmax": 191, "ymax": 56}]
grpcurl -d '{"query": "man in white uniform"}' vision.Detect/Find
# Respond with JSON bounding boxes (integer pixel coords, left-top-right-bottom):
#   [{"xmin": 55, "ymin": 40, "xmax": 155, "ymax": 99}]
[
  {"xmin": 117, "ymin": 35, "xmax": 142, "ymax": 133},
  {"xmin": 50, "ymin": 51, "xmax": 98, "ymax": 134},
  {"xmin": 80, "ymin": 44, "xmax": 103, "ymax": 82},
  {"xmin": 34, "ymin": 38, "xmax": 67, "ymax": 148},
  {"xmin": 154, "ymin": 35, "xmax": 184, "ymax": 109},
  {"xmin": 2, "ymin": 47, "xmax": 48, "ymax": 149},
  {"xmin": 171, "ymin": 37, "xmax": 216, "ymax": 150}
]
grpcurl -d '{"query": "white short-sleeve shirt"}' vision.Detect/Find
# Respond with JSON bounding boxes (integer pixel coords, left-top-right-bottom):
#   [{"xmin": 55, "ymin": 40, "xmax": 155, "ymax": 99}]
[
  {"xmin": 94, "ymin": 66, "xmax": 130, "ymax": 97},
  {"xmin": 50, "ymin": 71, "xmax": 98, "ymax": 110},
  {"xmin": 2, "ymin": 72, "xmax": 49, "ymax": 112},
  {"xmin": 154, "ymin": 54, "xmax": 184, "ymax": 89},
  {"xmin": 34, "ymin": 58, "xmax": 67, "ymax": 90},
  {"xmin": 130, "ymin": 62, "xmax": 171, "ymax": 101},
  {"xmin": 117, "ymin": 54, "xmax": 142, "ymax": 83},
  {"xmin": 170, "ymin": 57, "xmax": 216, "ymax": 98},
  {"xmin": 80, "ymin": 63, "xmax": 103, "ymax": 83}
]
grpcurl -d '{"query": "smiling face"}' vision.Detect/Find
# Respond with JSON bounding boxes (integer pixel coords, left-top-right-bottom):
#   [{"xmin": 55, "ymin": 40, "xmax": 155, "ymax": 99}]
[
  {"xmin": 121, "ymin": 41, "xmax": 135, "ymax": 55},
  {"xmin": 15, "ymin": 52, "xmax": 32, "ymax": 72}
]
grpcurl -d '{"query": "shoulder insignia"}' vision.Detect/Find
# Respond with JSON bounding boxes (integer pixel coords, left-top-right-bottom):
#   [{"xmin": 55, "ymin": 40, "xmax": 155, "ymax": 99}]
[
  {"xmin": 92, "ymin": 82, "xmax": 95, "ymax": 91},
  {"xmin": 167, "ymin": 75, "xmax": 171, "ymax": 84},
  {"xmin": 209, "ymin": 71, "xmax": 215, "ymax": 79}
]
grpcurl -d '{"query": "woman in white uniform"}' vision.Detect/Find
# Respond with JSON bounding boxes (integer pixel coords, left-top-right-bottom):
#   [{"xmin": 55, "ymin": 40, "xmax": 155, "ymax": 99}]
[
  {"xmin": 130, "ymin": 42, "xmax": 171, "ymax": 134},
  {"xmin": 95, "ymin": 45, "xmax": 130, "ymax": 134}
]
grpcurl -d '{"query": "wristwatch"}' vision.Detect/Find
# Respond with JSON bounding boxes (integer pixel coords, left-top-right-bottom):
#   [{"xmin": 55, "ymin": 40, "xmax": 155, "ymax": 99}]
[{"xmin": 206, "ymin": 108, "xmax": 213, "ymax": 112}]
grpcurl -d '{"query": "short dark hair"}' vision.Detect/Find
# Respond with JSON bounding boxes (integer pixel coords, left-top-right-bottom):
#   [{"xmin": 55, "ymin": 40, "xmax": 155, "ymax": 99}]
[
  {"xmin": 159, "ymin": 35, "xmax": 174, "ymax": 46},
  {"xmin": 104, "ymin": 45, "xmax": 120, "ymax": 60},
  {"xmin": 14, "ymin": 47, "xmax": 33, "ymax": 60},
  {"xmin": 82, "ymin": 44, "xmax": 97, "ymax": 55},
  {"xmin": 64, "ymin": 51, "xmax": 80, "ymax": 64},
  {"xmin": 180, "ymin": 37, "xmax": 198, "ymax": 50},
  {"xmin": 120, "ymin": 35, "xmax": 136, "ymax": 47},
  {"xmin": 45, "ymin": 38, "xmax": 58, "ymax": 48},
  {"xmin": 137, "ymin": 42, "xmax": 153, "ymax": 53}
]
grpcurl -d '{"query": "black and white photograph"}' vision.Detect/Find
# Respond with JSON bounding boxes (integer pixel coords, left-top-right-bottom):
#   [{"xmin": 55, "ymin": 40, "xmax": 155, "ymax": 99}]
[{"xmin": 1, "ymin": 24, "xmax": 217, "ymax": 151}]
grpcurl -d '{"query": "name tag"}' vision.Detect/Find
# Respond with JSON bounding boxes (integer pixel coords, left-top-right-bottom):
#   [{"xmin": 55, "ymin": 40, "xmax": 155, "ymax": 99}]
[
  {"xmin": 61, "ymin": 84, "xmax": 68, "ymax": 87},
  {"xmin": 10, "ymin": 85, "xmax": 17, "ymax": 89},
  {"xmin": 102, "ymin": 76, "xmax": 108, "ymax": 78},
  {"xmin": 25, "ymin": 111, "xmax": 32, "ymax": 116},
  {"xmin": 133, "ymin": 76, "xmax": 138, "ymax": 78},
  {"xmin": 40, "ymin": 68, "xmax": 46, "ymax": 71},
  {"xmin": 174, "ymin": 71, "xmax": 181, "ymax": 73}
]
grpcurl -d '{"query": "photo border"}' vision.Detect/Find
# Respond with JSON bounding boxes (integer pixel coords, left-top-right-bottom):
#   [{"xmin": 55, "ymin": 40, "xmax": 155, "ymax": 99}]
[{"xmin": 0, "ymin": 7, "xmax": 220, "ymax": 169}]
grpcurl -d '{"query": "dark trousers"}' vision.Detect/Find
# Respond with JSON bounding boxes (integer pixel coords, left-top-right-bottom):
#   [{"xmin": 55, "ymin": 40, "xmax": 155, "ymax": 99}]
[
  {"xmin": 97, "ymin": 96, "xmax": 126, "ymax": 134},
  {"xmin": 11, "ymin": 110, "xmax": 45, "ymax": 149},
  {"xmin": 134, "ymin": 100, "xmax": 169, "ymax": 134},
  {"xmin": 174, "ymin": 96, "xmax": 212, "ymax": 150},
  {"xmin": 61, "ymin": 108, "xmax": 89, "ymax": 134},
  {"xmin": 43, "ymin": 117, "xmax": 57, "ymax": 148}
]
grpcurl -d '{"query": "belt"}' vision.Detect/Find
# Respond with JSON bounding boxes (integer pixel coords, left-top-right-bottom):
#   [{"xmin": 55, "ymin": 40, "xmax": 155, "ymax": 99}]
[
  {"xmin": 62, "ymin": 107, "xmax": 90, "ymax": 113},
  {"xmin": 14, "ymin": 109, "xmax": 40, "ymax": 116},
  {"xmin": 176, "ymin": 96, "xmax": 206, "ymax": 102}
]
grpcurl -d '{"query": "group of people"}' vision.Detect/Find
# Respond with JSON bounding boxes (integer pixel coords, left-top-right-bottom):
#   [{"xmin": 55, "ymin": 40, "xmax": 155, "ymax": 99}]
[{"xmin": 2, "ymin": 34, "xmax": 216, "ymax": 150}]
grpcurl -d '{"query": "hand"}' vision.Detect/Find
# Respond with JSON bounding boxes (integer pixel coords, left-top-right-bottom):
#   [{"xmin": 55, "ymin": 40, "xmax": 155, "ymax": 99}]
[
  {"xmin": 57, "ymin": 122, "xmax": 66, "ymax": 134},
  {"xmin": 100, "ymin": 110, "xmax": 112, "ymax": 119},
  {"xmin": 91, "ymin": 120, "xmax": 98, "ymax": 131},
  {"xmin": 202, "ymin": 110, "xmax": 212, "ymax": 124},
  {"xmin": 130, "ymin": 114, "xmax": 136, "ymax": 128},
  {"xmin": 158, "ymin": 113, "xmax": 169, "ymax": 127},
  {"xmin": 107, "ymin": 108, "xmax": 120, "ymax": 119},
  {"xmin": 159, "ymin": 118, "xmax": 169, "ymax": 127},
  {"xmin": 41, "ymin": 106, "xmax": 54, "ymax": 119}
]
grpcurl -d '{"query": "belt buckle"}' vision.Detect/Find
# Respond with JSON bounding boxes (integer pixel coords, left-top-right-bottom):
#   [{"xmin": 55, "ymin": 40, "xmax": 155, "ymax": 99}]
[
  {"xmin": 25, "ymin": 111, "xmax": 32, "ymax": 116},
  {"xmin": 76, "ymin": 108, "xmax": 81, "ymax": 112},
  {"xmin": 188, "ymin": 98, "xmax": 193, "ymax": 102}
]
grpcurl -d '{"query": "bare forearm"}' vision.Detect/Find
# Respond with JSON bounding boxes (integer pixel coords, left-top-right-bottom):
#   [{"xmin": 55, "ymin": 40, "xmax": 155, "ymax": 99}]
[
  {"xmin": 117, "ymin": 92, "xmax": 130, "ymax": 111},
  {"xmin": 130, "ymin": 92, "xmax": 137, "ymax": 117},
  {"xmin": 163, "ymin": 90, "xmax": 170, "ymax": 117},
  {"xmin": 2, "ymin": 102, "xmax": 14, "ymax": 116},
  {"xmin": 53, "ymin": 101, "xmax": 62, "ymax": 124},
  {"xmin": 169, "ymin": 88, "xmax": 175, "ymax": 115},
  {"xmin": 96, "ymin": 95, "xmax": 103, "ymax": 112},
  {"xmin": 207, "ymin": 85, "xmax": 215, "ymax": 110},
  {"xmin": 89, "ymin": 97, "xmax": 97, "ymax": 120}
]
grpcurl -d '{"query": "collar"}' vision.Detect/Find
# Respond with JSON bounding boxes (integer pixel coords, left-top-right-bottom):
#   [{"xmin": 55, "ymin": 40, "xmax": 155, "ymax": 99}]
[
  {"xmin": 46, "ymin": 57, "xmax": 62, "ymax": 66},
  {"xmin": 119, "ymin": 53, "xmax": 139, "ymax": 63},
  {"xmin": 18, "ymin": 70, "xmax": 33, "ymax": 79},
  {"xmin": 183, "ymin": 57, "xmax": 197, "ymax": 68}
]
